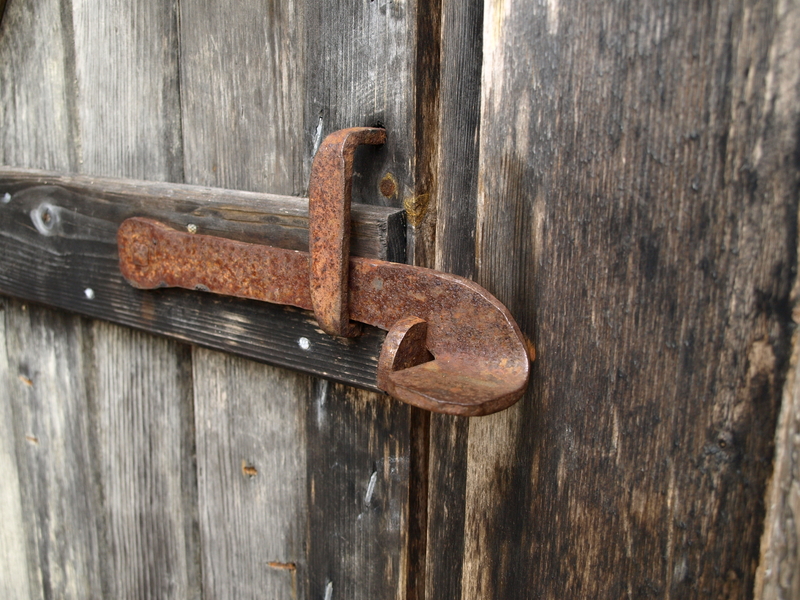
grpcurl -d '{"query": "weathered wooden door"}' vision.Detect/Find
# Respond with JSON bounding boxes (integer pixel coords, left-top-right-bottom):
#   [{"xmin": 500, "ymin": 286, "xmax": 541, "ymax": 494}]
[{"xmin": 1, "ymin": 0, "xmax": 799, "ymax": 599}]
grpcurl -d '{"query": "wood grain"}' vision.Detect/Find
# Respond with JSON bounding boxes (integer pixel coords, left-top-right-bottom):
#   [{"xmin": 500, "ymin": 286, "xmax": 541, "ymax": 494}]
[
  {"xmin": 0, "ymin": 170, "xmax": 403, "ymax": 391},
  {"xmin": 0, "ymin": 1, "xmax": 97, "ymax": 597},
  {"xmin": 304, "ymin": 0, "xmax": 416, "ymax": 209},
  {"xmin": 179, "ymin": 2, "xmax": 313, "ymax": 598},
  {"xmin": 756, "ymin": 332, "xmax": 800, "ymax": 600},
  {"xmin": 423, "ymin": 2, "xmax": 485, "ymax": 598},
  {"xmin": 6, "ymin": 300, "xmax": 103, "ymax": 599},
  {"xmin": 305, "ymin": 381, "xmax": 411, "ymax": 600},
  {"xmin": 0, "ymin": 298, "xmax": 32, "ymax": 600},
  {"xmin": 67, "ymin": 0, "xmax": 198, "ymax": 597},
  {"xmin": 435, "ymin": 0, "xmax": 800, "ymax": 598},
  {"xmin": 303, "ymin": 4, "xmax": 420, "ymax": 599},
  {"xmin": 0, "ymin": 167, "xmax": 406, "ymax": 260},
  {"xmin": 193, "ymin": 349, "xmax": 309, "ymax": 600}
]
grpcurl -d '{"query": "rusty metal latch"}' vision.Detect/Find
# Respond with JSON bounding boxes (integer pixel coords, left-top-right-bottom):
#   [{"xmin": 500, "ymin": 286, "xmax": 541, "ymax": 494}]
[{"xmin": 117, "ymin": 128, "xmax": 530, "ymax": 416}]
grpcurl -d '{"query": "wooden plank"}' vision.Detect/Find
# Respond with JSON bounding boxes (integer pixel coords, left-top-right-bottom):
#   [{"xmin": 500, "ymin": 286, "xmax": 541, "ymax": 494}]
[
  {"xmin": 305, "ymin": 382, "xmax": 411, "ymax": 600},
  {"xmin": 178, "ymin": 2, "xmax": 312, "ymax": 598},
  {"xmin": 0, "ymin": 1, "xmax": 95, "ymax": 597},
  {"xmin": 753, "ymin": 4, "xmax": 800, "ymax": 596},
  {"xmin": 70, "ymin": 0, "xmax": 198, "ymax": 597},
  {"xmin": 5, "ymin": 300, "xmax": 103, "ymax": 599},
  {"xmin": 304, "ymin": 3, "xmax": 421, "ymax": 599},
  {"xmin": 0, "ymin": 169, "xmax": 403, "ymax": 390},
  {"xmin": 433, "ymin": 0, "xmax": 800, "ymax": 598},
  {"xmin": 304, "ymin": 0, "xmax": 416, "ymax": 210},
  {"xmin": 755, "ymin": 334, "xmax": 800, "ymax": 599},
  {"xmin": 423, "ymin": 2, "xmax": 485, "ymax": 598},
  {"xmin": 0, "ymin": 298, "xmax": 32, "ymax": 600},
  {"xmin": 193, "ymin": 349, "xmax": 309, "ymax": 600},
  {"xmin": 71, "ymin": 4, "xmax": 200, "ymax": 595},
  {"xmin": 0, "ymin": 168, "xmax": 406, "ymax": 259}
]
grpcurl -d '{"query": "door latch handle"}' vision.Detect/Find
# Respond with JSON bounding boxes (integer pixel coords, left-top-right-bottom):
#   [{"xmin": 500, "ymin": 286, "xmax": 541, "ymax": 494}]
[{"xmin": 117, "ymin": 128, "xmax": 530, "ymax": 416}]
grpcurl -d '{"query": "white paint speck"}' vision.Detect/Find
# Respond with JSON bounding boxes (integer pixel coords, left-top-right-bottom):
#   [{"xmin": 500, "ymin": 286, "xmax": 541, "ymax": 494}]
[
  {"xmin": 312, "ymin": 116, "xmax": 324, "ymax": 156},
  {"xmin": 364, "ymin": 470, "xmax": 378, "ymax": 504},
  {"xmin": 315, "ymin": 379, "xmax": 329, "ymax": 429},
  {"xmin": 187, "ymin": 223, "xmax": 198, "ymax": 234},
  {"xmin": 84, "ymin": 288, "xmax": 95, "ymax": 300},
  {"xmin": 1, "ymin": 193, "xmax": 11, "ymax": 203},
  {"xmin": 298, "ymin": 337, "xmax": 311, "ymax": 350},
  {"xmin": 324, "ymin": 581, "xmax": 333, "ymax": 600}
]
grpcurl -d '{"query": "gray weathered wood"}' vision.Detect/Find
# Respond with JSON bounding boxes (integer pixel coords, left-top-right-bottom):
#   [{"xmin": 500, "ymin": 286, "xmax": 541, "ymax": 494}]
[
  {"xmin": 6, "ymin": 300, "xmax": 102, "ymax": 599},
  {"xmin": 756, "ymin": 333, "xmax": 800, "ymax": 600},
  {"xmin": 1, "ymin": 1, "xmax": 96, "ymax": 597},
  {"xmin": 194, "ymin": 349, "xmax": 309, "ymax": 600},
  {"xmin": 1, "ymin": 0, "xmax": 202, "ymax": 597},
  {"xmin": 0, "ymin": 299, "xmax": 32, "ymax": 600},
  {"xmin": 179, "ymin": 2, "xmax": 313, "ymax": 598},
  {"xmin": 65, "ymin": 2, "xmax": 199, "ymax": 595},
  {"xmin": 424, "ymin": 0, "xmax": 800, "ymax": 598}
]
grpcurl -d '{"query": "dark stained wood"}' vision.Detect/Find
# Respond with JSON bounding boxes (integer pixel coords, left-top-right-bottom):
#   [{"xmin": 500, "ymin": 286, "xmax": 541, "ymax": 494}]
[
  {"xmin": 0, "ymin": 168, "xmax": 406, "ymax": 260},
  {"xmin": 427, "ymin": 0, "xmax": 800, "ymax": 598},
  {"xmin": 422, "ymin": 2, "xmax": 485, "ymax": 597},
  {"xmin": 304, "ymin": 1, "xmax": 415, "ymax": 210},
  {"xmin": 0, "ymin": 169, "xmax": 404, "ymax": 391},
  {"xmin": 304, "ymin": 3, "xmax": 420, "ymax": 599},
  {"xmin": 178, "ymin": 3, "xmax": 314, "ymax": 598},
  {"xmin": 305, "ymin": 381, "xmax": 412, "ymax": 600}
]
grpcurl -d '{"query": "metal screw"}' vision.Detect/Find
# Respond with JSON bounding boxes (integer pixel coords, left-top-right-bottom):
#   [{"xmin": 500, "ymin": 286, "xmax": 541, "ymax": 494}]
[
  {"xmin": 187, "ymin": 223, "xmax": 198, "ymax": 234},
  {"xmin": 298, "ymin": 337, "xmax": 311, "ymax": 350},
  {"xmin": 84, "ymin": 288, "xmax": 95, "ymax": 300}
]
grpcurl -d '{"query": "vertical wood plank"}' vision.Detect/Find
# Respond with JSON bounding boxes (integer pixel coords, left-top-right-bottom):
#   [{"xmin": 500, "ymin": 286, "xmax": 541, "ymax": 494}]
[
  {"xmin": 0, "ymin": 1, "xmax": 97, "ymax": 597},
  {"xmin": 69, "ymin": 1, "xmax": 199, "ymax": 597},
  {"xmin": 193, "ymin": 349, "xmax": 308, "ymax": 600},
  {"xmin": 445, "ymin": 0, "xmax": 800, "ymax": 598},
  {"xmin": 424, "ymin": 2, "xmax": 485, "ymax": 598},
  {"xmin": 304, "ymin": 0, "xmax": 416, "ymax": 208},
  {"xmin": 305, "ymin": 382, "xmax": 411, "ymax": 600},
  {"xmin": 88, "ymin": 324, "xmax": 198, "ymax": 599},
  {"xmin": 754, "ymin": 4, "xmax": 800, "ymax": 597},
  {"xmin": 304, "ymin": 3, "xmax": 419, "ymax": 599},
  {"xmin": 179, "ymin": 2, "xmax": 311, "ymax": 598},
  {"xmin": 0, "ymin": 0, "xmax": 75, "ymax": 170},
  {"xmin": 756, "ymin": 333, "xmax": 800, "ymax": 600},
  {"xmin": 0, "ymin": 299, "xmax": 33, "ymax": 599},
  {"xmin": 5, "ymin": 301, "xmax": 102, "ymax": 599}
]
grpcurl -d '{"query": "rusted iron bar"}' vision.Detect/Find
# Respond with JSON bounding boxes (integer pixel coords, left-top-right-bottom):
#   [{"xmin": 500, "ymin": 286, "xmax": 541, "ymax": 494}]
[
  {"xmin": 118, "ymin": 217, "xmax": 530, "ymax": 415},
  {"xmin": 308, "ymin": 127, "xmax": 387, "ymax": 338}
]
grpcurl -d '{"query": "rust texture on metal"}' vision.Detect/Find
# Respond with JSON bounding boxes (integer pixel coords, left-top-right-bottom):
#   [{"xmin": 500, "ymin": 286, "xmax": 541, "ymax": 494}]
[
  {"xmin": 376, "ymin": 316, "xmax": 433, "ymax": 391},
  {"xmin": 119, "ymin": 217, "xmax": 530, "ymax": 415},
  {"xmin": 308, "ymin": 127, "xmax": 386, "ymax": 338},
  {"xmin": 118, "ymin": 126, "xmax": 530, "ymax": 416}
]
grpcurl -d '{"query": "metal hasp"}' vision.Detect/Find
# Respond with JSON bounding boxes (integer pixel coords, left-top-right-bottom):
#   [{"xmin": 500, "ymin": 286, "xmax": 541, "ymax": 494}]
[{"xmin": 118, "ymin": 127, "xmax": 530, "ymax": 416}]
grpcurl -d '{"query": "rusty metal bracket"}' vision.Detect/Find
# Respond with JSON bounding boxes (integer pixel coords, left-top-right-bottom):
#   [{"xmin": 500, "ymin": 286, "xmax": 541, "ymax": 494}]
[{"xmin": 118, "ymin": 127, "xmax": 530, "ymax": 416}]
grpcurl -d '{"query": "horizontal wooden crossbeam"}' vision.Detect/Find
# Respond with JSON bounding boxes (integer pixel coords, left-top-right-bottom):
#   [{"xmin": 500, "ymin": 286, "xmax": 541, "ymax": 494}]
[{"xmin": 0, "ymin": 167, "xmax": 406, "ymax": 390}]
